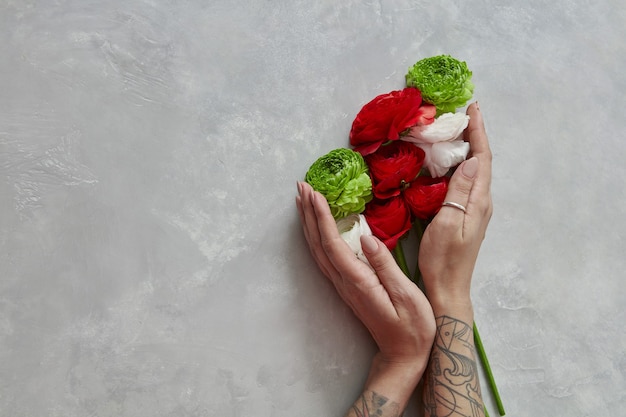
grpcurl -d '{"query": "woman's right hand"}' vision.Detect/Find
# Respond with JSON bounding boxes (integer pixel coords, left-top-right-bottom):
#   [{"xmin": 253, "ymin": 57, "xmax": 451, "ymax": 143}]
[{"xmin": 418, "ymin": 102, "xmax": 493, "ymax": 310}]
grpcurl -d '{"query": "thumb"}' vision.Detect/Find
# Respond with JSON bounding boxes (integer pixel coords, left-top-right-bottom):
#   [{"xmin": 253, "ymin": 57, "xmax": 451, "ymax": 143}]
[
  {"xmin": 440, "ymin": 156, "xmax": 478, "ymax": 216},
  {"xmin": 361, "ymin": 234, "xmax": 408, "ymax": 288}
]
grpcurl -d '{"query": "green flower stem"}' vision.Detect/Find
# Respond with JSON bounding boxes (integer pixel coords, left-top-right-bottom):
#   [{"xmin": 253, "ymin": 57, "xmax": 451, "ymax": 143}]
[
  {"xmin": 392, "ymin": 243, "xmax": 410, "ymax": 278},
  {"xmin": 474, "ymin": 322, "xmax": 506, "ymax": 416}
]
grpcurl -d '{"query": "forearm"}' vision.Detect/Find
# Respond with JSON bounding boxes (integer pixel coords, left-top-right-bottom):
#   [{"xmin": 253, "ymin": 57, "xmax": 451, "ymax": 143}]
[
  {"xmin": 346, "ymin": 354, "xmax": 427, "ymax": 417},
  {"xmin": 422, "ymin": 299, "xmax": 485, "ymax": 417}
]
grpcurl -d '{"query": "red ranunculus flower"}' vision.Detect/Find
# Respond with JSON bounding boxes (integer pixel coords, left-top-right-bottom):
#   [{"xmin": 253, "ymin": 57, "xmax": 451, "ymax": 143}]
[
  {"xmin": 364, "ymin": 197, "xmax": 412, "ymax": 250},
  {"xmin": 404, "ymin": 176, "xmax": 449, "ymax": 220},
  {"xmin": 413, "ymin": 103, "xmax": 436, "ymax": 126},
  {"xmin": 365, "ymin": 141, "xmax": 426, "ymax": 200},
  {"xmin": 350, "ymin": 88, "xmax": 436, "ymax": 156}
]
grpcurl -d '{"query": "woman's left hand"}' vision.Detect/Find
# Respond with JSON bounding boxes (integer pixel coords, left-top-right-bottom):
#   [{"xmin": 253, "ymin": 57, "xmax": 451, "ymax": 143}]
[{"xmin": 296, "ymin": 181, "xmax": 435, "ymax": 370}]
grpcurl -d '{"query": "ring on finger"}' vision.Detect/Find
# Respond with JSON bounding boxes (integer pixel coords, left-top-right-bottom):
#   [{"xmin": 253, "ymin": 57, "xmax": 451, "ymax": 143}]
[{"xmin": 442, "ymin": 201, "xmax": 466, "ymax": 213}]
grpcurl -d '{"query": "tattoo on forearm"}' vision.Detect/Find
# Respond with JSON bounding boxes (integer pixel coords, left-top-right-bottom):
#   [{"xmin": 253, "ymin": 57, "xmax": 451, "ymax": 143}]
[
  {"xmin": 347, "ymin": 390, "xmax": 400, "ymax": 417},
  {"xmin": 423, "ymin": 316, "xmax": 484, "ymax": 417}
]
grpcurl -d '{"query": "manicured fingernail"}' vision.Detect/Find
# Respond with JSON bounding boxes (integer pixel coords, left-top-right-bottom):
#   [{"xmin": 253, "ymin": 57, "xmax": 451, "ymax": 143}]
[
  {"xmin": 361, "ymin": 234, "xmax": 378, "ymax": 253},
  {"xmin": 475, "ymin": 101, "xmax": 480, "ymax": 111},
  {"xmin": 462, "ymin": 157, "xmax": 478, "ymax": 178},
  {"xmin": 297, "ymin": 181, "xmax": 303, "ymax": 195}
]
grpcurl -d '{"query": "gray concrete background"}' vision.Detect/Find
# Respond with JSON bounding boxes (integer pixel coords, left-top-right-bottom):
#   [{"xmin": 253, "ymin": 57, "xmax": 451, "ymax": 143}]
[{"xmin": 1, "ymin": 1, "xmax": 625, "ymax": 416}]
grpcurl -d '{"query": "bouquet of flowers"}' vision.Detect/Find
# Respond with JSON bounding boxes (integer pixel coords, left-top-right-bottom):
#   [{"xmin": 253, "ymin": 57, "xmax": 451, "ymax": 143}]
[{"xmin": 304, "ymin": 55, "xmax": 504, "ymax": 416}]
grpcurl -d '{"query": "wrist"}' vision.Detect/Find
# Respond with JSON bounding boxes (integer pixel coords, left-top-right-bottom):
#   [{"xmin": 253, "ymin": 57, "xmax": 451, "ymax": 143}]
[
  {"xmin": 363, "ymin": 353, "xmax": 427, "ymax": 411},
  {"xmin": 427, "ymin": 293, "xmax": 474, "ymax": 322}
]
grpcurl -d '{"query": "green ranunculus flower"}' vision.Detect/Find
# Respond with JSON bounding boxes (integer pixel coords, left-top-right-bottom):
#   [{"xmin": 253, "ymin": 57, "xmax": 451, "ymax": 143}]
[
  {"xmin": 406, "ymin": 55, "xmax": 474, "ymax": 116},
  {"xmin": 305, "ymin": 148, "xmax": 373, "ymax": 220}
]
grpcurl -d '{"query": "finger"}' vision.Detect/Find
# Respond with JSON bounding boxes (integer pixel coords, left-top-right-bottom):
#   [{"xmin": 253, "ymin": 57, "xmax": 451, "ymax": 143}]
[
  {"xmin": 298, "ymin": 182, "xmax": 338, "ymax": 280},
  {"xmin": 360, "ymin": 234, "xmax": 412, "ymax": 306},
  {"xmin": 296, "ymin": 182, "xmax": 315, "ymax": 243},
  {"xmin": 297, "ymin": 182, "xmax": 316, "ymax": 245},
  {"xmin": 465, "ymin": 102, "xmax": 492, "ymax": 182},
  {"xmin": 296, "ymin": 182, "xmax": 306, "ymax": 218},
  {"xmin": 297, "ymin": 192, "xmax": 333, "ymax": 279},
  {"xmin": 311, "ymin": 189, "xmax": 377, "ymax": 286},
  {"xmin": 464, "ymin": 103, "xmax": 493, "ymax": 222},
  {"xmin": 295, "ymin": 194, "xmax": 306, "ymax": 239},
  {"xmin": 439, "ymin": 156, "xmax": 478, "ymax": 221},
  {"xmin": 465, "ymin": 102, "xmax": 490, "ymax": 155}
]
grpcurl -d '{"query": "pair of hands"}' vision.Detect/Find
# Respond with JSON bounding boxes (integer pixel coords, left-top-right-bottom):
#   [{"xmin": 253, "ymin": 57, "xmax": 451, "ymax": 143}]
[{"xmin": 296, "ymin": 103, "xmax": 492, "ymax": 406}]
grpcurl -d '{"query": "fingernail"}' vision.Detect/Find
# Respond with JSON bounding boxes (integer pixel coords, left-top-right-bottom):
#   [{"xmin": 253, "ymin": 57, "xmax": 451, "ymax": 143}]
[
  {"xmin": 475, "ymin": 101, "xmax": 480, "ymax": 111},
  {"xmin": 297, "ymin": 181, "xmax": 303, "ymax": 195},
  {"xmin": 462, "ymin": 157, "xmax": 478, "ymax": 178},
  {"xmin": 361, "ymin": 234, "xmax": 378, "ymax": 253}
]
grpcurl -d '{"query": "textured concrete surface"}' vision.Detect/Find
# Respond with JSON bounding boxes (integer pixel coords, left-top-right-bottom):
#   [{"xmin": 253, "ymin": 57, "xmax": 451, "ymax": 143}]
[{"xmin": 1, "ymin": 1, "xmax": 625, "ymax": 416}]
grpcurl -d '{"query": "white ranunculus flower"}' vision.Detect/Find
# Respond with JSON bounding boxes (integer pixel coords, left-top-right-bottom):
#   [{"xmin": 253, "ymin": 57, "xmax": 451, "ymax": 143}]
[
  {"xmin": 417, "ymin": 140, "xmax": 470, "ymax": 178},
  {"xmin": 403, "ymin": 112, "xmax": 470, "ymax": 144},
  {"xmin": 336, "ymin": 214, "xmax": 374, "ymax": 269}
]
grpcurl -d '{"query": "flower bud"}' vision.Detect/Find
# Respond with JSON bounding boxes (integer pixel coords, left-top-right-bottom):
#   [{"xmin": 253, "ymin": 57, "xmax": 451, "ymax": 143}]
[
  {"xmin": 336, "ymin": 214, "xmax": 374, "ymax": 268},
  {"xmin": 305, "ymin": 148, "xmax": 373, "ymax": 219},
  {"xmin": 406, "ymin": 55, "xmax": 474, "ymax": 116}
]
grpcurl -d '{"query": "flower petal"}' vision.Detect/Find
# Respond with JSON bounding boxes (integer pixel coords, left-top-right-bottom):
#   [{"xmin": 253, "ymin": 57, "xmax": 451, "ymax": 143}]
[
  {"xmin": 402, "ymin": 112, "xmax": 470, "ymax": 144},
  {"xmin": 429, "ymin": 140, "xmax": 470, "ymax": 177},
  {"xmin": 336, "ymin": 214, "xmax": 374, "ymax": 267},
  {"xmin": 364, "ymin": 197, "xmax": 412, "ymax": 250},
  {"xmin": 365, "ymin": 141, "xmax": 425, "ymax": 200},
  {"xmin": 349, "ymin": 88, "xmax": 423, "ymax": 155},
  {"xmin": 404, "ymin": 177, "xmax": 449, "ymax": 220}
]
